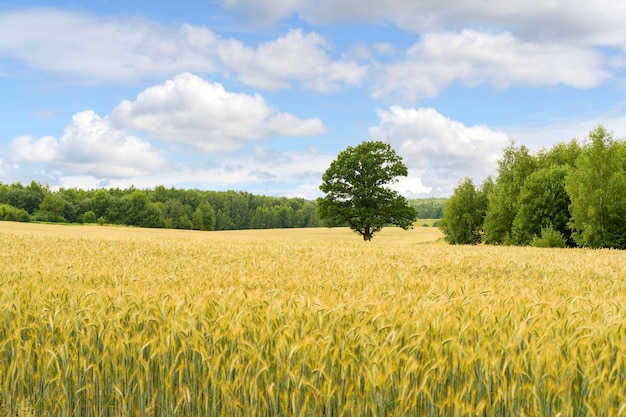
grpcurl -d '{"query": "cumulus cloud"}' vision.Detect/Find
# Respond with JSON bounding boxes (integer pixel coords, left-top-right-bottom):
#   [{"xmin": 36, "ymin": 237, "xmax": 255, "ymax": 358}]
[
  {"xmin": 369, "ymin": 106, "xmax": 509, "ymax": 196},
  {"xmin": 111, "ymin": 73, "xmax": 327, "ymax": 152},
  {"xmin": 215, "ymin": 29, "xmax": 366, "ymax": 91},
  {"xmin": 10, "ymin": 110, "xmax": 164, "ymax": 178},
  {"xmin": 0, "ymin": 8, "xmax": 365, "ymax": 90},
  {"xmin": 371, "ymin": 30, "xmax": 608, "ymax": 102}
]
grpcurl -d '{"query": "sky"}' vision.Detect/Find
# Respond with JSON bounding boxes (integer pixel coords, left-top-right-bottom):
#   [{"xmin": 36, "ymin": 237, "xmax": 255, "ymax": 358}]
[{"xmin": 2, "ymin": 0, "xmax": 626, "ymax": 199}]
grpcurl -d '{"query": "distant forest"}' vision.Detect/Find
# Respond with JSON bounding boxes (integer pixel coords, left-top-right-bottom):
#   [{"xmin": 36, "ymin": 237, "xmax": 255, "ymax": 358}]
[
  {"xmin": 410, "ymin": 198, "xmax": 446, "ymax": 219},
  {"xmin": 0, "ymin": 182, "xmax": 445, "ymax": 231}
]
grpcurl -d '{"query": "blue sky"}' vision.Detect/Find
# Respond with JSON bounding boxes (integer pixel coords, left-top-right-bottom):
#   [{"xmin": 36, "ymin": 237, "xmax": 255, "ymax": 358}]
[{"xmin": 2, "ymin": 0, "xmax": 626, "ymax": 198}]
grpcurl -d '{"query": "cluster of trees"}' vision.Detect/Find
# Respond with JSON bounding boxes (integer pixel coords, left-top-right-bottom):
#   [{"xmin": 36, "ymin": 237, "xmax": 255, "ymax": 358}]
[
  {"xmin": 440, "ymin": 126, "xmax": 626, "ymax": 249},
  {"xmin": 409, "ymin": 198, "xmax": 446, "ymax": 219},
  {"xmin": 0, "ymin": 184, "xmax": 320, "ymax": 231}
]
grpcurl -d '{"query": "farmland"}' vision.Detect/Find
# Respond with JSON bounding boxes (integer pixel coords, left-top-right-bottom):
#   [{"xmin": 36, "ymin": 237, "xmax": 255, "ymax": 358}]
[{"xmin": 1, "ymin": 222, "xmax": 625, "ymax": 416}]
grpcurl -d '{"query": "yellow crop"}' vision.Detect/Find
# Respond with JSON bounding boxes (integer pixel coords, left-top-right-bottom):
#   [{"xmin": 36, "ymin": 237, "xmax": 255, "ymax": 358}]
[{"xmin": 0, "ymin": 222, "xmax": 625, "ymax": 416}]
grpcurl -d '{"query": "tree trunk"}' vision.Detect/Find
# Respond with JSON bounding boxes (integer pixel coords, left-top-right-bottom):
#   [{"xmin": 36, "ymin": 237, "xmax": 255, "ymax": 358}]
[{"xmin": 363, "ymin": 226, "xmax": 372, "ymax": 241}]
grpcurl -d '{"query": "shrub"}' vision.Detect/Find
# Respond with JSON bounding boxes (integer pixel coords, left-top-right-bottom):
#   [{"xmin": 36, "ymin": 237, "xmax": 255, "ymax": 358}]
[
  {"xmin": 0, "ymin": 204, "xmax": 30, "ymax": 222},
  {"xmin": 82, "ymin": 211, "xmax": 97, "ymax": 223},
  {"xmin": 531, "ymin": 225, "xmax": 567, "ymax": 248}
]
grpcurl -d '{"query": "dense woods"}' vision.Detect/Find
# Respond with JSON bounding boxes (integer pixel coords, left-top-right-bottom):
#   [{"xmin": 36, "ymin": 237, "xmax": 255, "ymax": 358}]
[
  {"xmin": 0, "ymin": 184, "xmax": 321, "ymax": 231},
  {"xmin": 441, "ymin": 125, "xmax": 626, "ymax": 249},
  {"xmin": 409, "ymin": 198, "xmax": 446, "ymax": 219}
]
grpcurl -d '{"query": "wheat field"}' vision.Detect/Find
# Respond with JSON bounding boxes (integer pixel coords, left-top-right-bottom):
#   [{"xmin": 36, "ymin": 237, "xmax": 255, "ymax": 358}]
[{"xmin": 1, "ymin": 222, "xmax": 625, "ymax": 416}]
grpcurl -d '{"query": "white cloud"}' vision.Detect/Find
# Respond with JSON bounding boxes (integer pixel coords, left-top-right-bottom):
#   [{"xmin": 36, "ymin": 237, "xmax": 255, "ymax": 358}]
[
  {"xmin": 217, "ymin": 29, "xmax": 366, "ymax": 91},
  {"xmin": 0, "ymin": 8, "xmax": 202, "ymax": 82},
  {"xmin": 371, "ymin": 30, "xmax": 609, "ymax": 102},
  {"xmin": 0, "ymin": 8, "xmax": 365, "ymax": 91},
  {"xmin": 222, "ymin": 0, "xmax": 626, "ymax": 47},
  {"xmin": 3, "ymin": 73, "xmax": 331, "ymax": 197},
  {"xmin": 369, "ymin": 106, "xmax": 509, "ymax": 195},
  {"xmin": 111, "ymin": 73, "xmax": 327, "ymax": 152},
  {"xmin": 10, "ymin": 110, "xmax": 164, "ymax": 178}
]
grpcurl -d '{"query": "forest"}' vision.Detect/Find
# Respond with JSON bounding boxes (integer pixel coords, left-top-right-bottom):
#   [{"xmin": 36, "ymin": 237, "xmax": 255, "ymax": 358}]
[
  {"xmin": 0, "ymin": 180, "xmax": 445, "ymax": 232},
  {"xmin": 0, "ymin": 184, "xmax": 321, "ymax": 231},
  {"xmin": 440, "ymin": 125, "xmax": 626, "ymax": 249}
]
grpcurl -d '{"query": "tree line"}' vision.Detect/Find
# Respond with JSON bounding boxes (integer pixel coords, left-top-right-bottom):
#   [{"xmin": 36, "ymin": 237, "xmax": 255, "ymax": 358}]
[
  {"xmin": 0, "ymin": 184, "xmax": 321, "ymax": 231},
  {"xmin": 0, "ymin": 181, "xmax": 445, "ymax": 232},
  {"xmin": 440, "ymin": 125, "xmax": 626, "ymax": 249},
  {"xmin": 409, "ymin": 198, "xmax": 446, "ymax": 219}
]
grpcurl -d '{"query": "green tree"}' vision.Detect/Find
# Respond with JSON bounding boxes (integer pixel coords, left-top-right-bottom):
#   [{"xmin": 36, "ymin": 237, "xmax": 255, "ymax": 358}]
[
  {"xmin": 440, "ymin": 178, "xmax": 489, "ymax": 244},
  {"xmin": 511, "ymin": 165, "xmax": 572, "ymax": 246},
  {"xmin": 8, "ymin": 181, "xmax": 47, "ymax": 214},
  {"xmin": 91, "ymin": 189, "xmax": 111, "ymax": 219},
  {"xmin": 105, "ymin": 195, "xmax": 130, "ymax": 224},
  {"xmin": 161, "ymin": 198, "xmax": 192, "ymax": 229},
  {"xmin": 295, "ymin": 202, "xmax": 319, "ymax": 227},
  {"xmin": 139, "ymin": 203, "xmax": 165, "ymax": 228},
  {"xmin": 317, "ymin": 141, "xmax": 417, "ymax": 241},
  {"xmin": 483, "ymin": 142, "xmax": 537, "ymax": 244},
  {"xmin": 127, "ymin": 190, "xmax": 164, "ymax": 228},
  {"xmin": 251, "ymin": 206, "xmax": 272, "ymax": 229},
  {"xmin": 39, "ymin": 194, "xmax": 68, "ymax": 222},
  {"xmin": 0, "ymin": 203, "xmax": 30, "ymax": 222},
  {"xmin": 82, "ymin": 210, "xmax": 97, "ymax": 223},
  {"xmin": 565, "ymin": 125, "xmax": 626, "ymax": 248},
  {"xmin": 192, "ymin": 202, "xmax": 216, "ymax": 231},
  {"xmin": 215, "ymin": 209, "xmax": 235, "ymax": 230},
  {"xmin": 537, "ymin": 139, "xmax": 581, "ymax": 169},
  {"xmin": 127, "ymin": 190, "xmax": 149, "ymax": 226}
]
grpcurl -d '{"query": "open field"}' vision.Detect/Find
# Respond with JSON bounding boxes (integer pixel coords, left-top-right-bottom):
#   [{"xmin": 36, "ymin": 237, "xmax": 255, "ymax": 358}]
[{"xmin": 1, "ymin": 222, "xmax": 625, "ymax": 416}]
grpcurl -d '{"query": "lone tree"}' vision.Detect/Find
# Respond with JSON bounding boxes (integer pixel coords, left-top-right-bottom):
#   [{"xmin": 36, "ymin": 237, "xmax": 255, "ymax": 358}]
[{"xmin": 317, "ymin": 140, "xmax": 417, "ymax": 241}]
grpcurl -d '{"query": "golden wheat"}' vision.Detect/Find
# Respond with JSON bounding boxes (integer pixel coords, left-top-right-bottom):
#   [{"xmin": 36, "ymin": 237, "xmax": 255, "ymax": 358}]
[{"xmin": 0, "ymin": 222, "xmax": 625, "ymax": 416}]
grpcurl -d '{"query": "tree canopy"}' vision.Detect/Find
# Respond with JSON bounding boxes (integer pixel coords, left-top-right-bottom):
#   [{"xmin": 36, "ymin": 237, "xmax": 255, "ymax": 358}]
[
  {"xmin": 439, "ymin": 178, "xmax": 490, "ymax": 245},
  {"xmin": 317, "ymin": 141, "xmax": 417, "ymax": 241},
  {"xmin": 565, "ymin": 126, "xmax": 626, "ymax": 248}
]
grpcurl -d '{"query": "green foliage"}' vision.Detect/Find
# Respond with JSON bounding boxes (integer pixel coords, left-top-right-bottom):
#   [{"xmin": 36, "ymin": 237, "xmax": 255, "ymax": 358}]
[
  {"xmin": 91, "ymin": 189, "xmax": 111, "ymax": 219},
  {"xmin": 530, "ymin": 226, "xmax": 567, "ymax": 248},
  {"xmin": 565, "ymin": 126, "xmax": 626, "ymax": 248},
  {"xmin": 511, "ymin": 165, "xmax": 572, "ymax": 246},
  {"xmin": 192, "ymin": 202, "xmax": 216, "ymax": 231},
  {"xmin": 82, "ymin": 211, "xmax": 97, "ymax": 223},
  {"xmin": 483, "ymin": 142, "xmax": 537, "ymax": 244},
  {"xmin": 317, "ymin": 141, "xmax": 417, "ymax": 241},
  {"xmin": 409, "ymin": 198, "xmax": 446, "ymax": 219},
  {"xmin": 0, "ymin": 182, "xmax": 322, "ymax": 231},
  {"xmin": 450, "ymin": 125, "xmax": 626, "ymax": 250},
  {"xmin": 440, "ymin": 178, "xmax": 489, "ymax": 244},
  {"xmin": 39, "ymin": 194, "xmax": 68, "ymax": 222},
  {"xmin": 0, "ymin": 203, "xmax": 30, "ymax": 222},
  {"xmin": 162, "ymin": 198, "xmax": 190, "ymax": 229},
  {"xmin": 536, "ymin": 139, "xmax": 581, "ymax": 169},
  {"xmin": 3, "ymin": 181, "xmax": 47, "ymax": 214}
]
